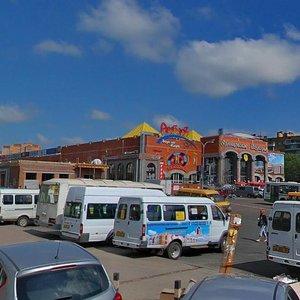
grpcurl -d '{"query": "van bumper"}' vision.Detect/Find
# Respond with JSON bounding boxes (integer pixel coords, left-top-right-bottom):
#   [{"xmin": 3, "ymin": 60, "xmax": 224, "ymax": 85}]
[{"xmin": 60, "ymin": 231, "xmax": 89, "ymax": 243}]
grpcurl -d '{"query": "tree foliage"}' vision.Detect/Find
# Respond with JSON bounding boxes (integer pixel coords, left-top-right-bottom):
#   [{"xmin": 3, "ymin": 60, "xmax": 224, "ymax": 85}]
[{"xmin": 285, "ymin": 154, "xmax": 300, "ymax": 182}]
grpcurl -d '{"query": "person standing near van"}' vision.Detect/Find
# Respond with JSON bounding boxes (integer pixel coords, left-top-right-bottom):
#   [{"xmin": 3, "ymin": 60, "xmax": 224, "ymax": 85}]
[{"xmin": 256, "ymin": 209, "xmax": 267, "ymax": 242}]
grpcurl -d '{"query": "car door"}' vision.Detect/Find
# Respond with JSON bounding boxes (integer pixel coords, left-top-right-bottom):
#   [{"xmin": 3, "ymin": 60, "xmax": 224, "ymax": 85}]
[
  {"xmin": 293, "ymin": 205, "xmax": 300, "ymax": 262},
  {"xmin": 126, "ymin": 200, "xmax": 143, "ymax": 246},
  {"xmin": 210, "ymin": 205, "xmax": 228, "ymax": 242},
  {"xmin": 268, "ymin": 204, "xmax": 293, "ymax": 260}
]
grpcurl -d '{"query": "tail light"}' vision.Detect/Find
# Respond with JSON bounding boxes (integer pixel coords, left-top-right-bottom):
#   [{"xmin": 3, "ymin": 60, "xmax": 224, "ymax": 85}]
[
  {"xmin": 142, "ymin": 224, "xmax": 146, "ymax": 237},
  {"xmin": 113, "ymin": 292, "xmax": 123, "ymax": 300},
  {"xmin": 80, "ymin": 223, "xmax": 83, "ymax": 234}
]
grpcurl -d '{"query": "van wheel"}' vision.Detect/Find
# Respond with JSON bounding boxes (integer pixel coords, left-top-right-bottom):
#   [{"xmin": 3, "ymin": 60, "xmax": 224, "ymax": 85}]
[
  {"xmin": 17, "ymin": 216, "xmax": 29, "ymax": 227},
  {"xmin": 106, "ymin": 232, "xmax": 114, "ymax": 246},
  {"xmin": 166, "ymin": 241, "xmax": 182, "ymax": 260},
  {"xmin": 247, "ymin": 194, "xmax": 252, "ymax": 198},
  {"xmin": 218, "ymin": 235, "xmax": 227, "ymax": 253}
]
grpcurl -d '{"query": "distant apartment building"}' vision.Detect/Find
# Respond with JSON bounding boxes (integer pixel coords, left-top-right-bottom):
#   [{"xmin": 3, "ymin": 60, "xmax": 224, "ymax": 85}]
[
  {"xmin": 1, "ymin": 143, "xmax": 40, "ymax": 155},
  {"xmin": 268, "ymin": 131, "xmax": 300, "ymax": 155}
]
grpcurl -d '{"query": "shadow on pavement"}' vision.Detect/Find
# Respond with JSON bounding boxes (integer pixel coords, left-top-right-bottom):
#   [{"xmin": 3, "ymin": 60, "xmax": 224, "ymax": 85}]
[
  {"xmin": 233, "ymin": 259, "xmax": 287, "ymax": 278},
  {"xmin": 24, "ymin": 228, "xmax": 60, "ymax": 240}
]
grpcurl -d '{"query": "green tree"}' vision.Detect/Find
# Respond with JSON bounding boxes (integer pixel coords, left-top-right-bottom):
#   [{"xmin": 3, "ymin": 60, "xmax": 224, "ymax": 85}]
[{"xmin": 285, "ymin": 154, "xmax": 300, "ymax": 182}]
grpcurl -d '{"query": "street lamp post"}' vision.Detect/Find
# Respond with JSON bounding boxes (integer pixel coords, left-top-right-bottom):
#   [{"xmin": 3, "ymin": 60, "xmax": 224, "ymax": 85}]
[{"xmin": 200, "ymin": 139, "xmax": 215, "ymax": 188}]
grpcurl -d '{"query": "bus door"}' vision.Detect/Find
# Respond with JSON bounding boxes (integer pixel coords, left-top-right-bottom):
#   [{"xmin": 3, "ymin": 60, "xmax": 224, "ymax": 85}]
[{"xmin": 270, "ymin": 185, "xmax": 280, "ymax": 202}]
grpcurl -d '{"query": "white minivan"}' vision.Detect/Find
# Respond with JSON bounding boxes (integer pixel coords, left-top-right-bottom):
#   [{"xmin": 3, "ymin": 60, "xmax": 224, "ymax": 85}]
[
  {"xmin": 0, "ymin": 188, "xmax": 40, "ymax": 227},
  {"xmin": 60, "ymin": 186, "xmax": 166, "ymax": 244},
  {"xmin": 267, "ymin": 200, "xmax": 300, "ymax": 270},
  {"xmin": 113, "ymin": 196, "xmax": 229, "ymax": 259}
]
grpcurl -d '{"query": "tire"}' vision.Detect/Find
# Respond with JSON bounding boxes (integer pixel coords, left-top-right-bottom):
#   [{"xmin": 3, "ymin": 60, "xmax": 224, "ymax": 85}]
[
  {"xmin": 17, "ymin": 216, "xmax": 29, "ymax": 227},
  {"xmin": 166, "ymin": 241, "xmax": 182, "ymax": 260},
  {"xmin": 218, "ymin": 235, "xmax": 227, "ymax": 253},
  {"xmin": 247, "ymin": 194, "xmax": 251, "ymax": 198},
  {"xmin": 106, "ymin": 231, "xmax": 114, "ymax": 246}
]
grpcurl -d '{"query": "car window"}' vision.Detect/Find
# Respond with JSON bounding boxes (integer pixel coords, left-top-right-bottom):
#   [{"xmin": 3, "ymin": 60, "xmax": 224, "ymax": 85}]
[
  {"xmin": 64, "ymin": 202, "xmax": 82, "ymax": 219},
  {"xmin": 163, "ymin": 205, "xmax": 185, "ymax": 221},
  {"xmin": 272, "ymin": 211, "xmax": 291, "ymax": 232},
  {"xmin": 188, "ymin": 205, "xmax": 208, "ymax": 220},
  {"xmin": 17, "ymin": 264, "xmax": 109, "ymax": 300},
  {"xmin": 211, "ymin": 205, "xmax": 224, "ymax": 221}
]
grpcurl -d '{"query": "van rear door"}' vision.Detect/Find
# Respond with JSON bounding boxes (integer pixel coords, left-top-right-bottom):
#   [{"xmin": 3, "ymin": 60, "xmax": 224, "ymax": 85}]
[
  {"xmin": 114, "ymin": 197, "xmax": 142, "ymax": 247},
  {"xmin": 268, "ymin": 203, "xmax": 293, "ymax": 261}
]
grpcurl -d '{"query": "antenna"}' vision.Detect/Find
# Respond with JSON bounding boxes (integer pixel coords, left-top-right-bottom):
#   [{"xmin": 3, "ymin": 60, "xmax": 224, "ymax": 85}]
[{"xmin": 55, "ymin": 241, "xmax": 61, "ymax": 260}]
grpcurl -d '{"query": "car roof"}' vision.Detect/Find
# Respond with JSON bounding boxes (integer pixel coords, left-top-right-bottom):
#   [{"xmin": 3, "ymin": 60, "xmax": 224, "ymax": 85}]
[
  {"xmin": 188, "ymin": 274, "xmax": 289, "ymax": 300},
  {"xmin": 0, "ymin": 240, "xmax": 98, "ymax": 271}
]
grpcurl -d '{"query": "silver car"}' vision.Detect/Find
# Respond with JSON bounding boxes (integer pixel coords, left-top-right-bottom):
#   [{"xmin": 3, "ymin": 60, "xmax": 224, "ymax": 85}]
[
  {"xmin": 0, "ymin": 240, "xmax": 122, "ymax": 300},
  {"xmin": 182, "ymin": 274, "xmax": 299, "ymax": 300}
]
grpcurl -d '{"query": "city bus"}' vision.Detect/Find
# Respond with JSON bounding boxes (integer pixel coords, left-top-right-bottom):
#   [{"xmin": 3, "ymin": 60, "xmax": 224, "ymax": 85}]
[
  {"xmin": 36, "ymin": 178, "xmax": 164, "ymax": 230},
  {"xmin": 264, "ymin": 181, "xmax": 300, "ymax": 203}
]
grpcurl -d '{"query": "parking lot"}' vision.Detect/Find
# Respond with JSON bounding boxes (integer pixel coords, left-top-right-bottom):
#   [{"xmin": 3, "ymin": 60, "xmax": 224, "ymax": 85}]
[{"xmin": 0, "ymin": 197, "xmax": 286, "ymax": 300}]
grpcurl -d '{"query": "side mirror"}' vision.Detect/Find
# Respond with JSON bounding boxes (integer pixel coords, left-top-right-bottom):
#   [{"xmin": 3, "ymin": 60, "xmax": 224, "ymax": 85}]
[{"xmin": 268, "ymin": 216, "xmax": 272, "ymax": 221}]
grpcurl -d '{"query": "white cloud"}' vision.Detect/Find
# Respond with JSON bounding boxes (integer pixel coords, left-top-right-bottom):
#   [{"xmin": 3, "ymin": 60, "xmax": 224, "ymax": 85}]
[
  {"xmin": 34, "ymin": 40, "xmax": 82, "ymax": 56},
  {"xmin": 61, "ymin": 137, "xmax": 85, "ymax": 146},
  {"xmin": 196, "ymin": 6, "xmax": 214, "ymax": 19},
  {"xmin": 37, "ymin": 133, "xmax": 51, "ymax": 145},
  {"xmin": 284, "ymin": 24, "xmax": 300, "ymax": 41},
  {"xmin": 153, "ymin": 114, "xmax": 186, "ymax": 128},
  {"xmin": 78, "ymin": 0, "xmax": 179, "ymax": 62},
  {"xmin": 0, "ymin": 105, "xmax": 31, "ymax": 123},
  {"xmin": 175, "ymin": 35, "xmax": 300, "ymax": 97},
  {"xmin": 90, "ymin": 109, "xmax": 111, "ymax": 120}
]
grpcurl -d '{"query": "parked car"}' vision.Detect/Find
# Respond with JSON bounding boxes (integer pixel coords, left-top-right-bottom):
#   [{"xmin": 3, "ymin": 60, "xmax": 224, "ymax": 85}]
[
  {"xmin": 182, "ymin": 274, "xmax": 299, "ymax": 300},
  {"xmin": 0, "ymin": 240, "xmax": 122, "ymax": 300}
]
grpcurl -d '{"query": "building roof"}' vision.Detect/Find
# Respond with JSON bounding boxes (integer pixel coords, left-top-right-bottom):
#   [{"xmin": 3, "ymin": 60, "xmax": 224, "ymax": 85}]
[
  {"xmin": 122, "ymin": 122, "xmax": 160, "ymax": 138},
  {"xmin": 186, "ymin": 130, "xmax": 202, "ymax": 141}
]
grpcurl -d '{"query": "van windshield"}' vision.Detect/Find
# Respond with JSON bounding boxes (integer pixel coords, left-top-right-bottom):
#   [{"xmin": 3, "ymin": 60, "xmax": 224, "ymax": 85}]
[
  {"xmin": 64, "ymin": 202, "xmax": 82, "ymax": 219},
  {"xmin": 17, "ymin": 264, "xmax": 109, "ymax": 300}
]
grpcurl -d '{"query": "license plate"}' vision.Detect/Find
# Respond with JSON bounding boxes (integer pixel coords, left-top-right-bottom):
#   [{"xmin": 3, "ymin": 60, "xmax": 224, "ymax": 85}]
[
  {"xmin": 63, "ymin": 224, "xmax": 70, "ymax": 229},
  {"xmin": 115, "ymin": 231, "xmax": 125, "ymax": 237}
]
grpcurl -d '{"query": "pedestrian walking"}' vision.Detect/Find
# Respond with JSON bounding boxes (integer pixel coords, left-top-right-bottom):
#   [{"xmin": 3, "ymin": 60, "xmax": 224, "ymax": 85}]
[{"xmin": 256, "ymin": 208, "xmax": 267, "ymax": 242}]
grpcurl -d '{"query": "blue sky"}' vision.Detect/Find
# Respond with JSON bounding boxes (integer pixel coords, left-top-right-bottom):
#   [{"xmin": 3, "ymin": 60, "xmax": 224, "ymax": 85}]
[{"xmin": 1, "ymin": 0, "xmax": 300, "ymax": 149}]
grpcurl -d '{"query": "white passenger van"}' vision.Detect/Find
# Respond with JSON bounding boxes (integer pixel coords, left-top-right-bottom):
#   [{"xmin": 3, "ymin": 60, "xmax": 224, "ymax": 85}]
[
  {"xmin": 37, "ymin": 178, "xmax": 164, "ymax": 230},
  {"xmin": 267, "ymin": 201, "xmax": 300, "ymax": 271},
  {"xmin": 0, "ymin": 188, "xmax": 39, "ymax": 227},
  {"xmin": 60, "ymin": 186, "xmax": 166, "ymax": 244},
  {"xmin": 113, "ymin": 196, "xmax": 229, "ymax": 259}
]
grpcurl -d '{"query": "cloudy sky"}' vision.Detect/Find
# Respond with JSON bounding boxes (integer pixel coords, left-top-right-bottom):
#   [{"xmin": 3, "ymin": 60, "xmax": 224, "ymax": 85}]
[{"xmin": 1, "ymin": 0, "xmax": 300, "ymax": 149}]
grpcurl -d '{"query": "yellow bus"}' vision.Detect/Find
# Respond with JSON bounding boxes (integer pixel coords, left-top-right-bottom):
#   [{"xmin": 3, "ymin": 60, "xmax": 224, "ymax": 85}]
[{"xmin": 176, "ymin": 187, "xmax": 231, "ymax": 213}]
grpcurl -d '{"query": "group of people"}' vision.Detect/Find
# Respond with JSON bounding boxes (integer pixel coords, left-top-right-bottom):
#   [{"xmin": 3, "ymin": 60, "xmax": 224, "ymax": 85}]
[{"xmin": 256, "ymin": 208, "xmax": 268, "ymax": 242}]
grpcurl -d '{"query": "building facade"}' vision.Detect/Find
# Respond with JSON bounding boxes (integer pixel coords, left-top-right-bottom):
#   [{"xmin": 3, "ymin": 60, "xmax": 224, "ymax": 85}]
[{"xmin": 0, "ymin": 123, "xmax": 285, "ymax": 188}]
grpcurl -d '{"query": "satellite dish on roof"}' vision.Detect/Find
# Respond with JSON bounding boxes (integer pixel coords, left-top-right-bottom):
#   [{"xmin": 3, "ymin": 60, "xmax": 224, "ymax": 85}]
[{"xmin": 91, "ymin": 159, "xmax": 102, "ymax": 165}]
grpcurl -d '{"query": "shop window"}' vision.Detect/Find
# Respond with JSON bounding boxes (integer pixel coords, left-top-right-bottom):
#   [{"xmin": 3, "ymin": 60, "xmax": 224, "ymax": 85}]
[
  {"xmin": 126, "ymin": 163, "xmax": 134, "ymax": 181},
  {"xmin": 171, "ymin": 173, "xmax": 183, "ymax": 183},
  {"xmin": 42, "ymin": 173, "xmax": 54, "ymax": 181},
  {"xmin": 117, "ymin": 164, "xmax": 124, "ymax": 180},
  {"xmin": 26, "ymin": 173, "xmax": 36, "ymax": 180},
  {"xmin": 146, "ymin": 163, "xmax": 156, "ymax": 180},
  {"xmin": 59, "ymin": 174, "xmax": 69, "ymax": 178}
]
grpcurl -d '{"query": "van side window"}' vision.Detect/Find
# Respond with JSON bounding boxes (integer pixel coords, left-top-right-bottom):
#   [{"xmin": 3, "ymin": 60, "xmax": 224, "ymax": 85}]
[
  {"xmin": 129, "ymin": 205, "xmax": 140, "ymax": 221},
  {"xmin": 211, "ymin": 205, "xmax": 224, "ymax": 221},
  {"xmin": 34, "ymin": 195, "xmax": 39, "ymax": 204},
  {"xmin": 3, "ymin": 195, "xmax": 13, "ymax": 205},
  {"xmin": 147, "ymin": 205, "xmax": 161, "ymax": 221},
  {"xmin": 272, "ymin": 211, "xmax": 291, "ymax": 231},
  {"xmin": 163, "ymin": 205, "xmax": 185, "ymax": 221},
  {"xmin": 117, "ymin": 204, "xmax": 127, "ymax": 220},
  {"xmin": 296, "ymin": 213, "xmax": 300, "ymax": 233},
  {"xmin": 188, "ymin": 205, "xmax": 208, "ymax": 220},
  {"xmin": 86, "ymin": 204, "xmax": 117, "ymax": 219},
  {"xmin": 15, "ymin": 195, "xmax": 32, "ymax": 205}
]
